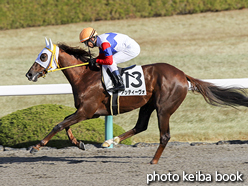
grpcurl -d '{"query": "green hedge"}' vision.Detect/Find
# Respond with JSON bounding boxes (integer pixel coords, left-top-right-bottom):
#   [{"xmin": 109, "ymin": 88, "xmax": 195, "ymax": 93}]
[
  {"xmin": 1, "ymin": 0, "xmax": 247, "ymax": 30},
  {"xmin": 0, "ymin": 104, "xmax": 131, "ymax": 148}
]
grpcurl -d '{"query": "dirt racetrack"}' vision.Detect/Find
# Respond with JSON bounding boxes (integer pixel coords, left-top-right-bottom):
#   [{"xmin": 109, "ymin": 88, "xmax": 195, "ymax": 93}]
[{"xmin": 0, "ymin": 142, "xmax": 247, "ymax": 186}]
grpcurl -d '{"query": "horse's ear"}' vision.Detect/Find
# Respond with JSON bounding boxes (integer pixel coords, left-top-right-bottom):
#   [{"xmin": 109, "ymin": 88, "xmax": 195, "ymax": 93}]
[
  {"xmin": 45, "ymin": 37, "xmax": 49, "ymax": 47},
  {"xmin": 49, "ymin": 38, "xmax": 53, "ymax": 51}
]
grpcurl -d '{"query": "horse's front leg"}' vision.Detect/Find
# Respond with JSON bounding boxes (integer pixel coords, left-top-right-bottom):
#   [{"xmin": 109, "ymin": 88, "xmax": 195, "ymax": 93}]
[
  {"xmin": 65, "ymin": 127, "xmax": 85, "ymax": 150},
  {"xmin": 30, "ymin": 109, "xmax": 87, "ymax": 153}
]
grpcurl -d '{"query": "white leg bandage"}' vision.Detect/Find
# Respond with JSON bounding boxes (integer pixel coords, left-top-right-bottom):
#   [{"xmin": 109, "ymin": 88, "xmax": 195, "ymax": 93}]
[{"xmin": 101, "ymin": 137, "xmax": 120, "ymax": 147}]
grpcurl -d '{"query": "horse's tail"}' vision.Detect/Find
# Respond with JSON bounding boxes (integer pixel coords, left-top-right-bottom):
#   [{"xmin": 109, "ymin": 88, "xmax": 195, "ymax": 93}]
[{"xmin": 185, "ymin": 74, "xmax": 248, "ymax": 107}]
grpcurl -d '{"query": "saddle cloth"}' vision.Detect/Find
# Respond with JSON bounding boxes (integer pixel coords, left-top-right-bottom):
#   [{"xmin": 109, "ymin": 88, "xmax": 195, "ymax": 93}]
[
  {"xmin": 102, "ymin": 65, "xmax": 147, "ymax": 115},
  {"xmin": 102, "ymin": 65, "xmax": 147, "ymax": 96}
]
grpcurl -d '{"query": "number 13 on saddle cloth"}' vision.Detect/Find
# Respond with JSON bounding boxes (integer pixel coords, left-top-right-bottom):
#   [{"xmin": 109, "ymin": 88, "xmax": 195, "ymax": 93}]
[{"xmin": 102, "ymin": 65, "xmax": 147, "ymax": 96}]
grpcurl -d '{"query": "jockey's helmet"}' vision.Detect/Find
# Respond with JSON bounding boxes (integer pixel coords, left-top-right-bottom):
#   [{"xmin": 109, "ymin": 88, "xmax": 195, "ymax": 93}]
[{"xmin": 79, "ymin": 27, "xmax": 97, "ymax": 43}]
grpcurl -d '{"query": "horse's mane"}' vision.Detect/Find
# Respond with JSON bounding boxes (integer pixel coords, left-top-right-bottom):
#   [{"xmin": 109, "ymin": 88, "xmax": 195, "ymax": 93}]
[{"xmin": 57, "ymin": 43, "xmax": 93, "ymax": 62}]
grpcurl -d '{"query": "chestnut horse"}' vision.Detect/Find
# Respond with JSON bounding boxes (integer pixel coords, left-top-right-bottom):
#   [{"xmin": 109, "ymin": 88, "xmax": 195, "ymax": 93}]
[{"xmin": 26, "ymin": 39, "xmax": 248, "ymax": 164}]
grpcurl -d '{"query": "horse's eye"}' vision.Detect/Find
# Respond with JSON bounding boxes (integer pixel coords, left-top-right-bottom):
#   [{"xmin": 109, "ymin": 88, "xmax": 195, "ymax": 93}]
[{"xmin": 40, "ymin": 53, "xmax": 48, "ymax": 62}]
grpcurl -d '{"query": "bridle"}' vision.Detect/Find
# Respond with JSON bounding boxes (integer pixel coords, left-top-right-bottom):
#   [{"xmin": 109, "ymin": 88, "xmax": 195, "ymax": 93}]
[{"xmin": 37, "ymin": 44, "xmax": 89, "ymax": 78}]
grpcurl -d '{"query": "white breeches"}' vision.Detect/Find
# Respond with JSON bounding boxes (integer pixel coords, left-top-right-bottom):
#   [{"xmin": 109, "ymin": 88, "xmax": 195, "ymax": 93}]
[{"xmin": 102, "ymin": 39, "xmax": 140, "ymax": 72}]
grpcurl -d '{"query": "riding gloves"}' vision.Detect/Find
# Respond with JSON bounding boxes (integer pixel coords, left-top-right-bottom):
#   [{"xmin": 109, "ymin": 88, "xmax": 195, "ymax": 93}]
[{"xmin": 88, "ymin": 58, "xmax": 97, "ymax": 68}]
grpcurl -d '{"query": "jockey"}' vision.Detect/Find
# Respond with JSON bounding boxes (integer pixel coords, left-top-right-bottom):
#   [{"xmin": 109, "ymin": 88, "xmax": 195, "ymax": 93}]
[{"xmin": 79, "ymin": 27, "xmax": 140, "ymax": 92}]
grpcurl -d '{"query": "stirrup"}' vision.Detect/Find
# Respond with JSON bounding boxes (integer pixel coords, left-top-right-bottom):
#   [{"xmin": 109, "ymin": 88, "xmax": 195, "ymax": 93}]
[{"xmin": 108, "ymin": 85, "xmax": 125, "ymax": 92}]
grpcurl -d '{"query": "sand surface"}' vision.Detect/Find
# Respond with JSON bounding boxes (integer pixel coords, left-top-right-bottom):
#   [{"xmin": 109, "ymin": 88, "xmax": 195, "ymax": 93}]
[{"xmin": 0, "ymin": 142, "xmax": 247, "ymax": 186}]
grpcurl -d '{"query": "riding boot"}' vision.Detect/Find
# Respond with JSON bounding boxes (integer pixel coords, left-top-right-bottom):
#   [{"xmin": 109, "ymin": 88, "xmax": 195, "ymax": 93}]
[{"xmin": 108, "ymin": 70, "xmax": 125, "ymax": 92}]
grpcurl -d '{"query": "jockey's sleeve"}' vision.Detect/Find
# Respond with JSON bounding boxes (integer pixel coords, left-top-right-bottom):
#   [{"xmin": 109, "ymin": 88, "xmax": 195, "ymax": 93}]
[{"xmin": 96, "ymin": 42, "xmax": 113, "ymax": 65}]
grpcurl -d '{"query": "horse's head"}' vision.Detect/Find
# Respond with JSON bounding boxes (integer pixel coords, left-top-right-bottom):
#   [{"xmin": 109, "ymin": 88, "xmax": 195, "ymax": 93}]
[{"xmin": 26, "ymin": 38, "xmax": 59, "ymax": 82}]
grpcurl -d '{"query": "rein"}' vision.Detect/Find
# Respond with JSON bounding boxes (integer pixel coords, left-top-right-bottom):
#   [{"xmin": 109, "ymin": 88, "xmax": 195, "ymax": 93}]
[{"xmin": 47, "ymin": 62, "xmax": 89, "ymax": 73}]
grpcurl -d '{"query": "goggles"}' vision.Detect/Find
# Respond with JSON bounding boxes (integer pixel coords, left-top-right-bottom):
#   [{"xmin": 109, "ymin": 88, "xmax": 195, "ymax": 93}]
[
  {"xmin": 82, "ymin": 36, "xmax": 96, "ymax": 47},
  {"xmin": 83, "ymin": 40, "xmax": 90, "ymax": 46}
]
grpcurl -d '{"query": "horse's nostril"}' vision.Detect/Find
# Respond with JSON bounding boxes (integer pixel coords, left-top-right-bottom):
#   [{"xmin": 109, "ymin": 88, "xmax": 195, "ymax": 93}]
[{"xmin": 26, "ymin": 72, "xmax": 32, "ymax": 79}]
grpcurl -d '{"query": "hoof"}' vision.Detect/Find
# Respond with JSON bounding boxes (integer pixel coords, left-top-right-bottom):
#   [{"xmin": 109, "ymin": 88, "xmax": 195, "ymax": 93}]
[
  {"xmin": 30, "ymin": 147, "xmax": 39, "ymax": 154},
  {"xmin": 101, "ymin": 141, "xmax": 110, "ymax": 148},
  {"xmin": 79, "ymin": 141, "xmax": 85, "ymax": 150},
  {"xmin": 150, "ymin": 160, "xmax": 158, "ymax": 164}
]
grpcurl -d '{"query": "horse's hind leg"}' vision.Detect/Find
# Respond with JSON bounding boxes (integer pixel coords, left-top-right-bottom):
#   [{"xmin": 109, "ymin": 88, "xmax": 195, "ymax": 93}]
[
  {"xmin": 102, "ymin": 102, "xmax": 155, "ymax": 147},
  {"xmin": 150, "ymin": 113, "xmax": 170, "ymax": 164},
  {"xmin": 150, "ymin": 84, "xmax": 188, "ymax": 164}
]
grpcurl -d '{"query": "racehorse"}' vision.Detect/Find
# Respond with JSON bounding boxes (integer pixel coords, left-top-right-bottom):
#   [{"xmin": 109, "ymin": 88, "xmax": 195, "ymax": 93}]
[{"xmin": 26, "ymin": 38, "xmax": 248, "ymax": 164}]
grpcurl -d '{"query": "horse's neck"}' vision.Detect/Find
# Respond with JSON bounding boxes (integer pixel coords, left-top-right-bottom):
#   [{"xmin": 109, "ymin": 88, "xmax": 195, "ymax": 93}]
[{"xmin": 58, "ymin": 51, "xmax": 88, "ymax": 85}]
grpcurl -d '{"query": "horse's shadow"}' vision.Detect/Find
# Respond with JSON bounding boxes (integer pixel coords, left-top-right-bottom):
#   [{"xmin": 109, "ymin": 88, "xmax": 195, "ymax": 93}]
[
  {"xmin": 0, "ymin": 155, "xmax": 151, "ymax": 165},
  {"xmin": 8, "ymin": 140, "xmax": 102, "ymax": 149}
]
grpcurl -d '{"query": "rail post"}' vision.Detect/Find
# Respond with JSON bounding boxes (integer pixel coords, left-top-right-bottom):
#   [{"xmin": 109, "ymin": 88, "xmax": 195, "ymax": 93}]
[{"xmin": 105, "ymin": 115, "xmax": 113, "ymax": 148}]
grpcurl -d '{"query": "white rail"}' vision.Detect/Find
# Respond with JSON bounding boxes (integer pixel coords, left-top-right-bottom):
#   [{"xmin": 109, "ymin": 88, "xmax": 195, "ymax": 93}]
[
  {"xmin": 0, "ymin": 78, "xmax": 248, "ymax": 96},
  {"xmin": 202, "ymin": 78, "xmax": 248, "ymax": 88},
  {"xmin": 0, "ymin": 84, "xmax": 72, "ymax": 96}
]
